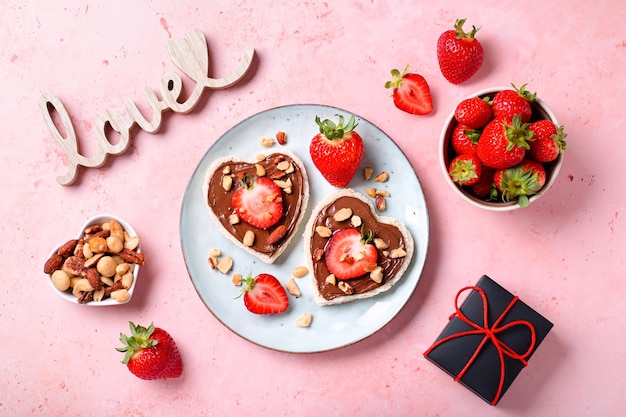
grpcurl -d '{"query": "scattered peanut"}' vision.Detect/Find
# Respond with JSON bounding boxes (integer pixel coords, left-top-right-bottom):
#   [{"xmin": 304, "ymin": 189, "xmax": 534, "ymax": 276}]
[
  {"xmin": 285, "ymin": 278, "xmax": 301, "ymax": 297},
  {"xmin": 373, "ymin": 238, "xmax": 388, "ymax": 250},
  {"xmin": 315, "ymin": 225, "xmax": 332, "ymax": 238},
  {"xmin": 222, "ymin": 175, "xmax": 233, "ymax": 191},
  {"xmin": 350, "ymin": 215, "xmax": 362, "ymax": 228},
  {"xmin": 364, "ymin": 167, "xmax": 374, "ymax": 181},
  {"xmin": 209, "ymin": 248, "xmax": 221, "ymax": 258},
  {"xmin": 243, "ymin": 230, "xmax": 256, "ymax": 247},
  {"xmin": 374, "ymin": 171, "xmax": 389, "ymax": 182},
  {"xmin": 375, "ymin": 189, "xmax": 390, "ymax": 197},
  {"xmin": 325, "ymin": 274, "xmax": 337, "ymax": 285},
  {"xmin": 333, "ymin": 207, "xmax": 353, "ymax": 222},
  {"xmin": 370, "ymin": 266, "xmax": 383, "ymax": 284},
  {"xmin": 292, "ymin": 266, "xmax": 309, "ymax": 278},
  {"xmin": 217, "ymin": 256, "xmax": 234, "ymax": 274},
  {"xmin": 255, "ymin": 163, "xmax": 266, "ymax": 177},
  {"xmin": 276, "ymin": 160, "xmax": 291, "ymax": 171},
  {"xmin": 338, "ymin": 281, "xmax": 354, "ymax": 295},
  {"xmin": 259, "ymin": 137, "xmax": 275, "ymax": 147},
  {"xmin": 295, "ymin": 312, "xmax": 313, "ymax": 328},
  {"xmin": 232, "ymin": 273, "xmax": 243, "ymax": 286},
  {"xmin": 228, "ymin": 214, "xmax": 240, "ymax": 225},
  {"xmin": 390, "ymin": 247, "xmax": 407, "ymax": 259}
]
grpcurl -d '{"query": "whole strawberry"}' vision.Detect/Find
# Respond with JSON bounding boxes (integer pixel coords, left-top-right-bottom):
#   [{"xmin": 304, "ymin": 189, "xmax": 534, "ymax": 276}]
[
  {"xmin": 116, "ymin": 322, "xmax": 183, "ymax": 380},
  {"xmin": 494, "ymin": 159, "xmax": 546, "ymax": 207},
  {"xmin": 451, "ymin": 123, "xmax": 481, "ymax": 155},
  {"xmin": 528, "ymin": 120, "xmax": 568, "ymax": 162},
  {"xmin": 467, "ymin": 166, "xmax": 497, "ymax": 199},
  {"xmin": 437, "ymin": 18, "xmax": 484, "ymax": 84},
  {"xmin": 454, "ymin": 96, "xmax": 492, "ymax": 129},
  {"xmin": 476, "ymin": 115, "xmax": 533, "ymax": 169},
  {"xmin": 448, "ymin": 153, "xmax": 482, "ymax": 186},
  {"xmin": 310, "ymin": 114, "xmax": 364, "ymax": 187},
  {"xmin": 492, "ymin": 84, "xmax": 536, "ymax": 123}
]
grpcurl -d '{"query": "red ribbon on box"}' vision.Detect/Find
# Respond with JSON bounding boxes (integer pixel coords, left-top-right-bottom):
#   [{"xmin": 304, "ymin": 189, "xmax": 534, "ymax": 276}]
[{"xmin": 424, "ymin": 286, "xmax": 537, "ymax": 405}]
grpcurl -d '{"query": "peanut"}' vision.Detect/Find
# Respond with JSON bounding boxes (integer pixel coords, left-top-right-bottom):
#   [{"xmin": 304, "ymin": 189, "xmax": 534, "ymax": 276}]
[
  {"xmin": 292, "ymin": 266, "xmax": 308, "ymax": 278},
  {"xmin": 295, "ymin": 312, "xmax": 313, "ymax": 328}
]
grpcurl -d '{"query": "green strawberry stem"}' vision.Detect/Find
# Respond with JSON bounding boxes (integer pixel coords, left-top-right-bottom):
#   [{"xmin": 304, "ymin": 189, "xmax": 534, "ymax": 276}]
[
  {"xmin": 454, "ymin": 18, "xmax": 480, "ymax": 40},
  {"xmin": 235, "ymin": 272, "xmax": 256, "ymax": 299},
  {"xmin": 553, "ymin": 125, "xmax": 568, "ymax": 153},
  {"xmin": 360, "ymin": 225, "xmax": 374, "ymax": 244},
  {"xmin": 384, "ymin": 65, "xmax": 410, "ymax": 90},
  {"xmin": 511, "ymin": 83, "xmax": 537, "ymax": 102},
  {"xmin": 116, "ymin": 322, "xmax": 158, "ymax": 364},
  {"xmin": 315, "ymin": 114, "xmax": 358, "ymax": 140},
  {"xmin": 498, "ymin": 165, "xmax": 543, "ymax": 208},
  {"xmin": 504, "ymin": 114, "xmax": 534, "ymax": 152}
]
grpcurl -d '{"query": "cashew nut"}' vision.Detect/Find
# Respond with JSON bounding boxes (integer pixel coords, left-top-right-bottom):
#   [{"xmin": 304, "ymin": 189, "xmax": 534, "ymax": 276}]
[{"xmin": 72, "ymin": 279, "xmax": 94, "ymax": 298}]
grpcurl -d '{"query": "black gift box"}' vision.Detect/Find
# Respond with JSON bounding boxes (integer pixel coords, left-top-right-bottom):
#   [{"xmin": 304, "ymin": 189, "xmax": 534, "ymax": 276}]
[{"xmin": 424, "ymin": 275, "xmax": 553, "ymax": 405}]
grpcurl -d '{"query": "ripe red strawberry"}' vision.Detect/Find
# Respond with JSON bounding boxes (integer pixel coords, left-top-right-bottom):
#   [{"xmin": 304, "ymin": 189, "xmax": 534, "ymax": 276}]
[
  {"xmin": 454, "ymin": 96, "xmax": 492, "ymax": 129},
  {"xmin": 494, "ymin": 159, "xmax": 546, "ymax": 207},
  {"xmin": 492, "ymin": 84, "xmax": 536, "ymax": 123},
  {"xmin": 437, "ymin": 18, "xmax": 484, "ymax": 84},
  {"xmin": 476, "ymin": 115, "xmax": 533, "ymax": 169},
  {"xmin": 527, "ymin": 120, "xmax": 568, "ymax": 162},
  {"xmin": 451, "ymin": 123, "xmax": 481, "ymax": 155},
  {"xmin": 384, "ymin": 66, "xmax": 433, "ymax": 115},
  {"xmin": 116, "ymin": 322, "xmax": 183, "ymax": 380},
  {"xmin": 231, "ymin": 176, "xmax": 283, "ymax": 229},
  {"xmin": 325, "ymin": 227, "xmax": 378, "ymax": 280},
  {"xmin": 239, "ymin": 273, "xmax": 289, "ymax": 314},
  {"xmin": 448, "ymin": 153, "xmax": 482, "ymax": 186},
  {"xmin": 467, "ymin": 166, "xmax": 497, "ymax": 199},
  {"xmin": 310, "ymin": 114, "xmax": 364, "ymax": 187}
]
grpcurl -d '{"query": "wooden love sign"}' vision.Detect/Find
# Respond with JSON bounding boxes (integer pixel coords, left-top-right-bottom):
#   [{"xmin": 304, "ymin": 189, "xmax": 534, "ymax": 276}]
[{"xmin": 39, "ymin": 28, "xmax": 255, "ymax": 185}]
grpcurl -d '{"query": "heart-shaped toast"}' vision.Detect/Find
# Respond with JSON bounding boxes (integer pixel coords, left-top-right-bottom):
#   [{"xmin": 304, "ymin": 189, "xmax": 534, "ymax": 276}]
[
  {"xmin": 203, "ymin": 150, "xmax": 309, "ymax": 264},
  {"xmin": 303, "ymin": 188, "xmax": 414, "ymax": 305}
]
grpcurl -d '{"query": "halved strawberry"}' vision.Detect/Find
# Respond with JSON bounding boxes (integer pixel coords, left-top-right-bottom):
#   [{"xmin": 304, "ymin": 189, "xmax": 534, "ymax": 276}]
[
  {"xmin": 231, "ymin": 176, "xmax": 283, "ymax": 229},
  {"xmin": 385, "ymin": 66, "xmax": 433, "ymax": 115},
  {"xmin": 324, "ymin": 228, "xmax": 378, "ymax": 280},
  {"xmin": 239, "ymin": 273, "xmax": 289, "ymax": 314}
]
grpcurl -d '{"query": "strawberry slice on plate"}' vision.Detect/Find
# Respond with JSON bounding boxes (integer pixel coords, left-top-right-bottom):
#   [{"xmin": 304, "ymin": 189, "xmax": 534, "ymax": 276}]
[
  {"xmin": 385, "ymin": 66, "xmax": 433, "ymax": 115},
  {"xmin": 231, "ymin": 176, "xmax": 283, "ymax": 229},
  {"xmin": 239, "ymin": 273, "xmax": 289, "ymax": 314},
  {"xmin": 325, "ymin": 227, "xmax": 378, "ymax": 280}
]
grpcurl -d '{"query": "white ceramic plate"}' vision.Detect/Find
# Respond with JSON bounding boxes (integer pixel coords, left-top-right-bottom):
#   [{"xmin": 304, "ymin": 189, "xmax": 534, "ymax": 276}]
[{"xmin": 180, "ymin": 104, "xmax": 429, "ymax": 352}]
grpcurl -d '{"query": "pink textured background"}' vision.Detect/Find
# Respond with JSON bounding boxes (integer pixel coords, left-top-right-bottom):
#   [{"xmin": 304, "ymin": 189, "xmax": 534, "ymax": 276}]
[{"xmin": 1, "ymin": 1, "xmax": 624, "ymax": 415}]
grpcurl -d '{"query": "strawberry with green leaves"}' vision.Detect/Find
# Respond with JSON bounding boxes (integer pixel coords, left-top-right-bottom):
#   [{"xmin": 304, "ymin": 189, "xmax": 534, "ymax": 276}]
[
  {"xmin": 310, "ymin": 114, "xmax": 364, "ymax": 188},
  {"xmin": 494, "ymin": 159, "xmax": 546, "ymax": 207},
  {"xmin": 527, "ymin": 120, "xmax": 568, "ymax": 162},
  {"xmin": 385, "ymin": 66, "xmax": 433, "ymax": 115},
  {"xmin": 451, "ymin": 123, "xmax": 481, "ymax": 155},
  {"xmin": 448, "ymin": 154, "xmax": 483, "ymax": 186},
  {"xmin": 116, "ymin": 322, "xmax": 183, "ymax": 380},
  {"xmin": 492, "ymin": 84, "xmax": 536, "ymax": 123},
  {"xmin": 231, "ymin": 176, "xmax": 283, "ymax": 229},
  {"xmin": 437, "ymin": 18, "xmax": 484, "ymax": 84},
  {"xmin": 454, "ymin": 96, "xmax": 492, "ymax": 129},
  {"xmin": 476, "ymin": 114, "xmax": 533, "ymax": 169},
  {"xmin": 325, "ymin": 227, "xmax": 378, "ymax": 280},
  {"xmin": 238, "ymin": 273, "xmax": 289, "ymax": 314}
]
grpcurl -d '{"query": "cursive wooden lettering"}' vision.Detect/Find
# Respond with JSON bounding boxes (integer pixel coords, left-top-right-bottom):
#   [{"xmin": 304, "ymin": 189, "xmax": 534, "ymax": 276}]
[{"xmin": 40, "ymin": 28, "xmax": 255, "ymax": 185}]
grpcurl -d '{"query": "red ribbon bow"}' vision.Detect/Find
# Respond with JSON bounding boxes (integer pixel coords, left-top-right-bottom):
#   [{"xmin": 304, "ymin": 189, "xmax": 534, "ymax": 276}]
[{"xmin": 424, "ymin": 286, "xmax": 537, "ymax": 405}]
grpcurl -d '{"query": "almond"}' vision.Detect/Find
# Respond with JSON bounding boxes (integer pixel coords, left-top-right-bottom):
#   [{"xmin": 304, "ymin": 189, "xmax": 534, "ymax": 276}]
[{"xmin": 267, "ymin": 225, "xmax": 288, "ymax": 245}]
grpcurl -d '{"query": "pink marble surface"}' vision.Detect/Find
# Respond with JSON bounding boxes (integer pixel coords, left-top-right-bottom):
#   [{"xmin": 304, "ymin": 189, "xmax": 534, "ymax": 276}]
[{"xmin": 1, "ymin": 1, "xmax": 624, "ymax": 415}]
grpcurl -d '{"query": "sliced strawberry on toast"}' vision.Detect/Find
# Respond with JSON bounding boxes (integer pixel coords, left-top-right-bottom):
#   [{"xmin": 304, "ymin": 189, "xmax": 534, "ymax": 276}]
[
  {"xmin": 324, "ymin": 227, "xmax": 378, "ymax": 280},
  {"xmin": 231, "ymin": 176, "xmax": 283, "ymax": 229}
]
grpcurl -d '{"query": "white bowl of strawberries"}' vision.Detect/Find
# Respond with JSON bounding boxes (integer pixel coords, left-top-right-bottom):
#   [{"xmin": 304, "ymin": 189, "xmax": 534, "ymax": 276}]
[{"xmin": 440, "ymin": 85, "xmax": 567, "ymax": 211}]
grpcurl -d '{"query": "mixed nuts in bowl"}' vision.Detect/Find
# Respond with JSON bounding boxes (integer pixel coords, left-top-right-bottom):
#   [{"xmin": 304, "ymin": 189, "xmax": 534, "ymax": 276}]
[
  {"xmin": 439, "ymin": 85, "xmax": 566, "ymax": 211},
  {"xmin": 43, "ymin": 214, "xmax": 145, "ymax": 306}
]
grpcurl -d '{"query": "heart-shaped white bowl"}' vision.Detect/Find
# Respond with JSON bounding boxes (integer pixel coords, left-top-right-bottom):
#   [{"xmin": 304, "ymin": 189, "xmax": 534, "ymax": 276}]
[{"xmin": 45, "ymin": 214, "xmax": 141, "ymax": 306}]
